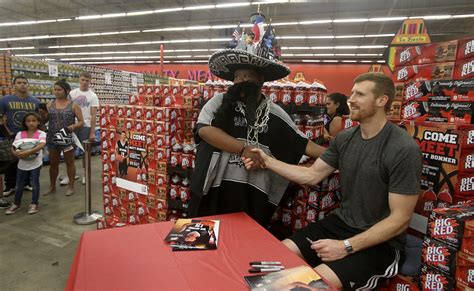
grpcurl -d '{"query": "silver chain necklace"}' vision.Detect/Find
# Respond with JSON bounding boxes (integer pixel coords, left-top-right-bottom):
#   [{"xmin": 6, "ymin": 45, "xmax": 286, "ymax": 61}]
[{"xmin": 235, "ymin": 96, "xmax": 271, "ymax": 147}]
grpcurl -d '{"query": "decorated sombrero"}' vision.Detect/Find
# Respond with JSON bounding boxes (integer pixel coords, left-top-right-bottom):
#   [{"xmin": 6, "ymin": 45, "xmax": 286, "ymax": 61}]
[
  {"xmin": 208, "ymin": 13, "xmax": 290, "ymax": 82},
  {"xmin": 208, "ymin": 49, "xmax": 290, "ymax": 82}
]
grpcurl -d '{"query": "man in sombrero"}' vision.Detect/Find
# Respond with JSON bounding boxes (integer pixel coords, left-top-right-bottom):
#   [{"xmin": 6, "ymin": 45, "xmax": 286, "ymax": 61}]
[{"xmin": 189, "ymin": 15, "xmax": 324, "ymax": 227}]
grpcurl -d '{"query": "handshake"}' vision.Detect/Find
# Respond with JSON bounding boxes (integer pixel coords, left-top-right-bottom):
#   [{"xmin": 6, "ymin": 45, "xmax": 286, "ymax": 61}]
[{"xmin": 241, "ymin": 146, "xmax": 270, "ymax": 171}]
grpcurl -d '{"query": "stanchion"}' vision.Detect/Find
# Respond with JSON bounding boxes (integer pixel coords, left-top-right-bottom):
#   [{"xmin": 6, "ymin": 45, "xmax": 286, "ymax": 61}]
[{"xmin": 74, "ymin": 140, "xmax": 102, "ymax": 225}]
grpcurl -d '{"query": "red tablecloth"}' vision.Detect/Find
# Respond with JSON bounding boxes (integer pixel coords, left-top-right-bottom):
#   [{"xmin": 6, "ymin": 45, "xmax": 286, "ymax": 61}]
[{"xmin": 66, "ymin": 212, "xmax": 325, "ymax": 291}]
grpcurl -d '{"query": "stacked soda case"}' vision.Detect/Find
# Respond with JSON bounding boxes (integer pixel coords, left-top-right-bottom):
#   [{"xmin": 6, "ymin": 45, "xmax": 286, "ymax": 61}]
[
  {"xmin": 202, "ymin": 80, "xmax": 328, "ymax": 142},
  {"xmin": 400, "ymin": 121, "xmax": 474, "ymax": 219},
  {"xmin": 98, "ymin": 84, "xmax": 201, "ymax": 229},
  {"xmin": 418, "ymin": 202, "xmax": 474, "ymax": 290},
  {"xmin": 269, "ymin": 169, "xmax": 341, "ymax": 237},
  {"xmin": 392, "ymin": 37, "xmax": 474, "ymax": 124},
  {"xmin": 202, "ymin": 79, "xmax": 327, "ymax": 107}
]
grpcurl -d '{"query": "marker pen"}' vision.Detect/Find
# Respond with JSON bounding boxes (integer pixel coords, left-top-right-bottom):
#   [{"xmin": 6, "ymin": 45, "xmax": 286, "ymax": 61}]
[
  {"xmin": 248, "ymin": 267, "xmax": 284, "ymax": 273},
  {"xmin": 249, "ymin": 261, "xmax": 282, "ymax": 266}
]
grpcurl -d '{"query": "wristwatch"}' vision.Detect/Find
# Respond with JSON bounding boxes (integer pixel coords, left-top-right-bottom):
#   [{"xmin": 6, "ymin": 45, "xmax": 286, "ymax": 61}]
[{"xmin": 343, "ymin": 239, "xmax": 354, "ymax": 254}]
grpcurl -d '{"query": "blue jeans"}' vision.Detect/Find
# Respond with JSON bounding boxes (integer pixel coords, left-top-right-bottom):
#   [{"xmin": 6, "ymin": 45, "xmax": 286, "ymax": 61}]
[{"xmin": 14, "ymin": 166, "xmax": 41, "ymax": 206}]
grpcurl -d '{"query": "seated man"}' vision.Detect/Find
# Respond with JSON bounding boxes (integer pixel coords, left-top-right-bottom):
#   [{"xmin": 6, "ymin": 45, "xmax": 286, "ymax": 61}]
[{"xmin": 244, "ymin": 72, "xmax": 422, "ymax": 289}]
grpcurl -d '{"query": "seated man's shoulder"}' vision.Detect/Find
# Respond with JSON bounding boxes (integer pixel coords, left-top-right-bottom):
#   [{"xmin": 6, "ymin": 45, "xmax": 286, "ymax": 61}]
[{"xmin": 389, "ymin": 124, "xmax": 419, "ymax": 149}]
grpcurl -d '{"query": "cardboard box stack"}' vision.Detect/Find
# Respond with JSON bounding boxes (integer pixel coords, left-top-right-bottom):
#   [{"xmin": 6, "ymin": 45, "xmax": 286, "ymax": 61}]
[
  {"xmin": 270, "ymin": 173, "xmax": 341, "ymax": 235},
  {"xmin": 392, "ymin": 37, "xmax": 474, "ymax": 124},
  {"xmin": 0, "ymin": 53, "xmax": 12, "ymax": 97},
  {"xmin": 98, "ymin": 83, "xmax": 200, "ymax": 229},
  {"xmin": 419, "ymin": 203, "xmax": 474, "ymax": 290}
]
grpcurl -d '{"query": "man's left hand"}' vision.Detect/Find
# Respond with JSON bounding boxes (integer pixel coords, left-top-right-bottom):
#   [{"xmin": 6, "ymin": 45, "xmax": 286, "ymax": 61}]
[
  {"xmin": 310, "ymin": 239, "xmax": 348, "ymax": 262},
  {"xmin": 89, "ymin": 133, "xmax": 95, "ymax": 142}
]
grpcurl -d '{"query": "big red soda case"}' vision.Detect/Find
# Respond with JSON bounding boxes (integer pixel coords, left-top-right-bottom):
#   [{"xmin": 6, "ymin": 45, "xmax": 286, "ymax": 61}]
[
  {"xmin": 417, "ymin": 203, "xmax": 474, "ymax": 290},
  {"xmin": 396, "ymin": 38, "xmax": 474, "ymax": 125},
  {"xmin": 99, "ymin": 82, "xmax": 200, "ymax": 228}
]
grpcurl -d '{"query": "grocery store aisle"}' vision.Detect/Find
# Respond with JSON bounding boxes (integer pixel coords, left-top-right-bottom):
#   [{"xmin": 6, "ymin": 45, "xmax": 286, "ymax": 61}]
[{"xmin": 0, "ymin": 157, "xmax": 103, "ymax": 290}]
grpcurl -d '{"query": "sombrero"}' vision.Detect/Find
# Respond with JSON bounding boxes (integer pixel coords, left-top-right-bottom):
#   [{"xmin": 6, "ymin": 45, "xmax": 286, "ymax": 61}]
[{"xmin": 208, "ymin": 48, "xmax": 290, "ymax": 82}]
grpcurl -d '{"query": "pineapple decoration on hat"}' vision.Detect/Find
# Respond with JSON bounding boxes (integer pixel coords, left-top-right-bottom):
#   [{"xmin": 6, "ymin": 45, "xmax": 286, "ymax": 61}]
[{"xmin": 208, "ymin": 12, "xmax": 289, "ymax": 82}]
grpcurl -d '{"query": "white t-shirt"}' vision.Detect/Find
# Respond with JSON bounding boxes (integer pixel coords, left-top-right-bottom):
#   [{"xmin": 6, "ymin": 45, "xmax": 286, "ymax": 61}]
[
  {"xmin": 14, "ymin": 130, "xmax": 46, "ymax": 171},
  {"xmin": 70, "ymin": 88, "xmax": 99, "ymax": 128}
]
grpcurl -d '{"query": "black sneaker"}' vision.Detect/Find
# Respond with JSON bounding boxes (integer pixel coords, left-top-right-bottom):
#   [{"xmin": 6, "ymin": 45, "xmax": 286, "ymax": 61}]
[
  {"xmin": 3, "ymin": 187, "xmax": 15, "ymax": 196},
  {"xmin": 0, "ymin": 198, "xmax": 11, "ymax": 209}
]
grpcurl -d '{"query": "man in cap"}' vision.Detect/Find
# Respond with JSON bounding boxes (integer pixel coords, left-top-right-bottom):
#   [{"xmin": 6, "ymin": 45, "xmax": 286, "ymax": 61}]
[{"xmin": 189, "ymin": 43, "xmax": 325, "ymax": 227}]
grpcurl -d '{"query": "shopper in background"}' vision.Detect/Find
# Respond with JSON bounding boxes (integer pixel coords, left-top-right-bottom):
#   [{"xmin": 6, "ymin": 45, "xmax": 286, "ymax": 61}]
[
  {"xmin": 244, "ymin": 73, "xmax": 422, "ymax": 289},
  {"xmin": 5, "ymin": 113, "xmax": 46, "ymax": 215},
  {"xmin": 323, "ymin": 93, "xmax": 350, "ymax": 142},
  {"xmin": 0, "ymin": 76, "xmax": 42, "ymax": 196},
  {"xmin": 59, "ymin": 71, "xmax": 99, "ymax": 186},
  {"xmin": 188, "ymin": 45, "xmax": 326, "ymax": 227},
  {"xmin": 45, "ymin": 80, "xmax": 84, "ymax": 196}
]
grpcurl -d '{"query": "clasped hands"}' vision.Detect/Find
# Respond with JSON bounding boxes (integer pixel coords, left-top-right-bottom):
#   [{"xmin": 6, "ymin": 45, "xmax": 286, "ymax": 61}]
[{"xmin": 241, "ymin": 146, "xmax": 269, "ymax": 171}]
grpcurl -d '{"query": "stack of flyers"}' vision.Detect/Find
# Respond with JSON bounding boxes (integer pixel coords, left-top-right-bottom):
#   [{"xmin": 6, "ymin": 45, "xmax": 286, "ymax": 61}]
[{"xmin": 164, "ymin": 218, "xmax": 219, "ymax": 251}]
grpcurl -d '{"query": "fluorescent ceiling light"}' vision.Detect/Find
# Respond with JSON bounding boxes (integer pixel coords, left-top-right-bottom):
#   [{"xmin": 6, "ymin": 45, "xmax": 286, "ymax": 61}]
[
  {"xmin": 377, "ymin": 60, "xmax": 386, "ymax": 63},
  {"xmin": 183, "ymin": 5, "xmax": 215, "ymax": 10},
  {"xmin": 333, "ymin": 18, "xmax": 368, "ymax": 23},
  {"xmin": 342, "ymin": 60, "xmax": 357, "ymax": 63},
  {"xmin": 0, "ymin": 46, "xmax": 35, "ymax": 51},
  {"xmin": 314, "ymin": 53, "xmax": 335, "ymax": 56},
  {"xmin": 216, "ymin": 2, "xmax": 250, "ymax": 8},
  {"xmin": 335, "ymin": 54, "xmax": 356, "ymax": 56},
  {"xmin": 356, "ymin": 53, "xmax": 380, "ymax": 56},
  {"xmin": 272, "ymin": 22, "xmax": 299, "ymax": 26},
  {"xmin": 360, "ymin": 60, "xmax": 373, "ymax": 63},
  {"xmin": 410, "ymin": 15, "xmax": 451, "ymax": 20},
  {"xmin": 301, "ymin": 60, "xmax": 320, "ymax": 62},
  {"xmin": 359, "ymin": 45, "xmax": 387, "ymax": 49},
  {"xmin": 335, "ymin": 35, "xmax": 364, "ymax": 39},
  {"xmin": 365, "ymin": 34, "xmax": 395, "ymax": 38},
  {"xmin": 306, "ymin": 36, "xmax": 334, "ymax": 39},
  {"xmin": 334, "ymin": 46, "xmax": 360, "ymax": 49},
  {"xmin": 322, "ymin": 60, "xmax": 339, "ymax": 62},
  {"xmin": 154, "ymin": 7, "xmax": 183, "ymax": 13},
  {"xmin": 126, "ymin": 11, "xmax": 155, "ymax": 16},
  {"xmin": 251, "ymin": 0, "xmax": 289, "ymax": 4},
  {"xmin": 452, "ymin": 14, "xmax": 474, "ymax": 18},
  {"xmin": 299, "ymin": 20, "xmax": 332, "ymax": 25},
  {"xmin": 369, "ymin": 17, "xmax": 407, "ymax": 21}
]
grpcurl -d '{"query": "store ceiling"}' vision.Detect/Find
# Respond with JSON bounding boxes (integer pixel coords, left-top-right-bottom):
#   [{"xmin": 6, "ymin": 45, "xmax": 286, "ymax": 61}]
[{"xmin": 1, "ymin": 0, "xmax": 474, "ymax": 64}]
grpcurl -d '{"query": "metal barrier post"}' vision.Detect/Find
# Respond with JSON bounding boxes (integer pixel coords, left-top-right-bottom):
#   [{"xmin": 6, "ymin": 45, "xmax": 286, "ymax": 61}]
[{"xmin": 74, "ymin": 140, "xmax": 102, "ymax": 225}]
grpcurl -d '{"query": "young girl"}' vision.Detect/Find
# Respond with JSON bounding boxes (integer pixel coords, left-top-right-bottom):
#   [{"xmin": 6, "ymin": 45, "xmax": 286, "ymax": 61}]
[
  {"xmin": 5, "ymin": 112, "xmax": 46, "ymax": 214},
  {"xmin": 45, "ymin": 80, "xmax": 84, "ymax": 196}
]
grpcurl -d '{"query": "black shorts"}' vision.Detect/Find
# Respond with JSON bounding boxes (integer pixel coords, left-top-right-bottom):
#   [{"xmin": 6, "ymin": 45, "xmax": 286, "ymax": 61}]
[{"xmin": 289, "ymin": 215, "xmax": 403, "ymax": 290}]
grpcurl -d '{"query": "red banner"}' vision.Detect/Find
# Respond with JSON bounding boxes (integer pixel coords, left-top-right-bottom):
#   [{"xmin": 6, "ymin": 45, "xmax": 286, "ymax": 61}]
[{"xmin": 103, "ymin": 63, "xmax": 392, "ymax": 96}]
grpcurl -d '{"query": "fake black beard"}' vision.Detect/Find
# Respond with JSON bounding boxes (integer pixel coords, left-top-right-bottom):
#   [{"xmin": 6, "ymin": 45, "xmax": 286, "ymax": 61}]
[{"xmin": 212, "ymin": 81, "xmax": 261, "ymax": 132}]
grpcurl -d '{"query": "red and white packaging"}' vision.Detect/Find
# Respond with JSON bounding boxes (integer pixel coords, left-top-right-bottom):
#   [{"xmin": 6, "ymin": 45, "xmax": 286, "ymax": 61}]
[
  {"xmin": 419, "ymin": 264, "xmax": 454, "ymax": 291},
  {"xmin": 421, "ymin": 236, "xmax": 457, "ymax": 276},
  {"xmin": 456, "ymin": 251, "xmax": 474, "ymax": 288},
  {"xmin": 457, "ymin": 37, "xmax": 474, "ymax": 60},
  {"xmin": 179, "ymin": 186, "xmax": 190, "ymax": 202},
  {"xmin": 457, "ymin": 174, "xmax": 474, "ymax": 196},
  {"xmin": 394, "ymin": 41, "xmax": 458, "ymax": 67},
  {"xmin": 427, "ymin": 203, "xmax": 474, "ymax": 249},
  {"xmin": 460, "ymin": 151, "xmax": 474, "ymax": 173},
  {"xmin": 395, "ymin": 62, "xmax": 455, "ymax": 82},
  {"xmin": 169, "ymin": 184, "xmax": 179, "ymax": 199},
  {"xmin": 454, "ymin": 57, "xmax": 474, "ymax": 79},
  {"xmin": 387, "ymin": 275, "xmax": 419, "ymax": 291}
]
